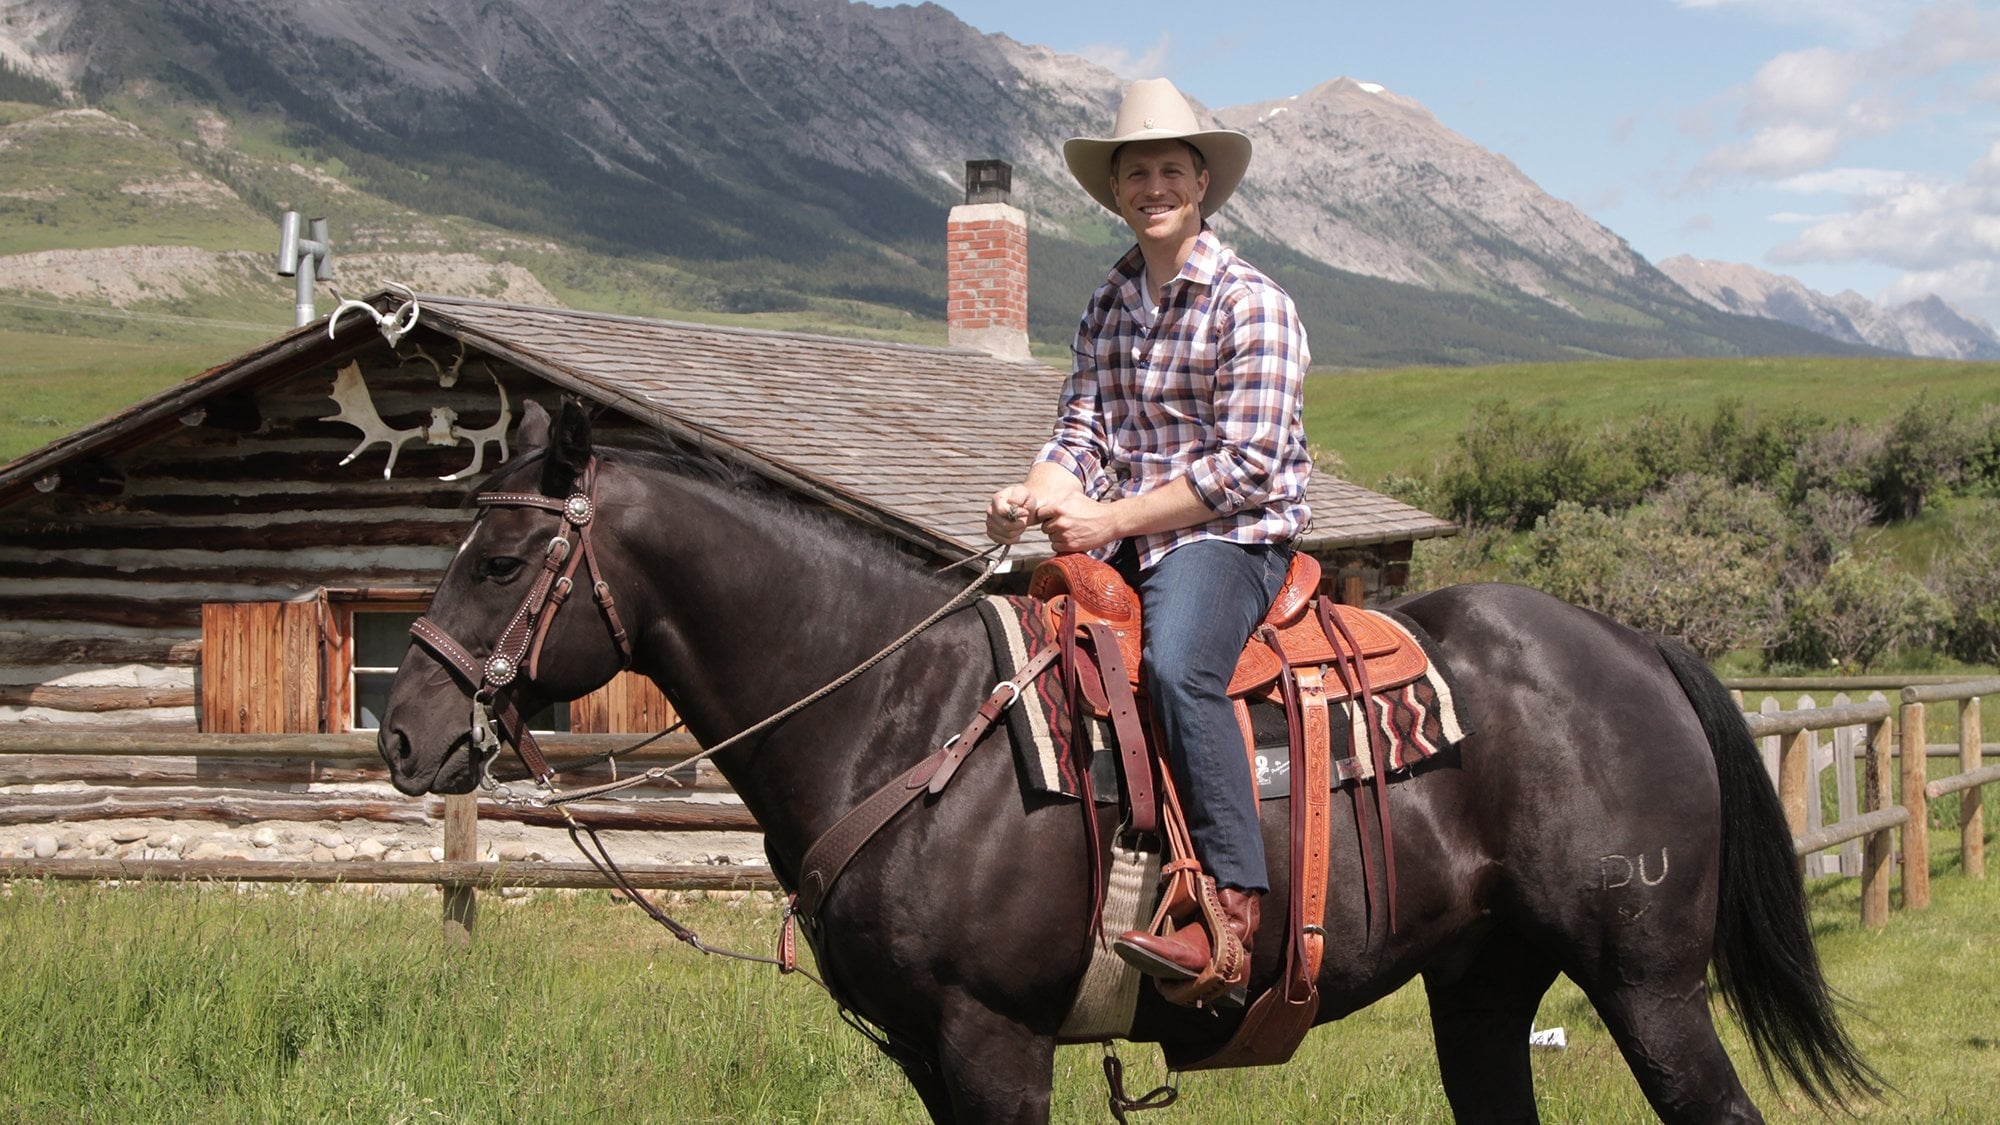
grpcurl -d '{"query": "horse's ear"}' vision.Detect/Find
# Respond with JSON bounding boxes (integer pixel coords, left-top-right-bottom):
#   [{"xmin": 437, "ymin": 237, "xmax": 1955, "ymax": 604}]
[
  {"xmin": 540, "ymin": 395, "xmax": 593, "ymax": 495},
  {"xmin": 516, "ymin": 399, "xmax": 553, "ymax": 451}
]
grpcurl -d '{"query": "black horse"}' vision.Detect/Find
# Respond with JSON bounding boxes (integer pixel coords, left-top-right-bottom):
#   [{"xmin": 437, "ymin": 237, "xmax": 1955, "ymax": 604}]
[{"xmin": 379, "ymin": 400, "xmax": 1876, "ymax": 1123}]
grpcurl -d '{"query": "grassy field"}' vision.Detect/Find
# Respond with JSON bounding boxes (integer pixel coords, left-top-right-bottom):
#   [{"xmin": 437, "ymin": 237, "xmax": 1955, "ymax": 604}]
[
  {"xmin": 1307, "ymin": 355, "xmax": 2000, "ymax": 487},
  {"xmin": 0, "ymin": 835, "xmax": 1995, "ymax": 1123},
  {"xmin": 0, "ymin": 307, "xmax": 277, "ymax": 462},
  {"xmin": 8, "ymin": 315, "xmax": 2000, "ymax": 480}
]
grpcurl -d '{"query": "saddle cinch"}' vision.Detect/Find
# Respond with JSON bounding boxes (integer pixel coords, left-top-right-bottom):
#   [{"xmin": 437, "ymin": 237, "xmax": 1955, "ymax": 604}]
[{"xmin": 1030, "ymin": 552, "xmax": 1431, "ymax": 1069}]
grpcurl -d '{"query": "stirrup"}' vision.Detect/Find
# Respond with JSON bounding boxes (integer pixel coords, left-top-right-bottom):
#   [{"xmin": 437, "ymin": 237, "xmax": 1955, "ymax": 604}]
[{"xmin": 1154, "ymin": 876, "xmax": 1249, "ymax": 1008}]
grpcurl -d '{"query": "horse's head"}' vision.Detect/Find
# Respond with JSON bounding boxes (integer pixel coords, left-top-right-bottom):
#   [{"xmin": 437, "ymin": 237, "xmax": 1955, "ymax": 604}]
[{"xmin": 378, "ymin": 396, "xmax": 636, "ymax": 795}]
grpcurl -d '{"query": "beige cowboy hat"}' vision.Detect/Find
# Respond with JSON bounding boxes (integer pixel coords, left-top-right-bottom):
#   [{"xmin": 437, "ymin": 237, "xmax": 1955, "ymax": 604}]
[{"xmin": 1063, "ymin": 77, "xmax": 1253, "ymax": 219}]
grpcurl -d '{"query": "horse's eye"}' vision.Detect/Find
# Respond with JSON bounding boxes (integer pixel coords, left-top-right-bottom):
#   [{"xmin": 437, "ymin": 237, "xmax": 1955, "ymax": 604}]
[{"xmin": 481, "ymin": 556, "xmax": 525, "ymax": 583}]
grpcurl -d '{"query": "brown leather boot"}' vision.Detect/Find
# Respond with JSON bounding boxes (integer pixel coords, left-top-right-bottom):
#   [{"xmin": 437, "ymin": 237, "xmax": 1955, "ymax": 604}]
[
  {"xmin": 1220, "ymin": 887, "xmax": 1261, "ymax": 966},
  {"xmin": 1113, "ymin": 887, "xmax": 1263, "ymax": 983}
]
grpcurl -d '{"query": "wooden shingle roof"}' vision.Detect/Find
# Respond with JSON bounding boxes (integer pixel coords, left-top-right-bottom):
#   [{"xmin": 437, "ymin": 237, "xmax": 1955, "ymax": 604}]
[
  {"xmin": 0, "ymin": 291, "xmax": 1457, "ymax": 561},
  {"xmin": 409, "ymin": 295, "xmax": 1457, "ymax": 562}
]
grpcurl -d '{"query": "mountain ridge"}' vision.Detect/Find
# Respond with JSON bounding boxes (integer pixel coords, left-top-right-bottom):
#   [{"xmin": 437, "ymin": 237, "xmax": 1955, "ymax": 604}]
[
  {"xmin": 1659, "ymin": 255, "xmax": 2000, "ymax": 361},
  {"xmin": 0, "ymin": 0, "xmax": 1897, "ymax": 365}
]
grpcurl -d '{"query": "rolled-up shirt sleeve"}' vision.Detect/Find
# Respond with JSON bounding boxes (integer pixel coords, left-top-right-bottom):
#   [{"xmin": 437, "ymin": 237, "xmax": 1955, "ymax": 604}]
[
  {"xmin": 1034, "ymin": 328, "xmax": 1113, "ymax": 497},
  {"xmin": 1182, "ymin": 284, "xmax": 1310, "ymax": 516}
]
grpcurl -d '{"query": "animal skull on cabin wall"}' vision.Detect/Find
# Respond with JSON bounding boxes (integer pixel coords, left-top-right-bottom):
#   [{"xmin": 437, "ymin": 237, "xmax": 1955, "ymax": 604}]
[{"xmin": 322, "ymin": 361, "xmax": 512, "ymax": 481}]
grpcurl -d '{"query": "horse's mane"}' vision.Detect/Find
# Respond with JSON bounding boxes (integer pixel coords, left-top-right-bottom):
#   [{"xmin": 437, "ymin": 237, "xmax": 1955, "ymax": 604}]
[{"xmin": 474, "ymin": 433, "xmax": 954, "ymax": 591}]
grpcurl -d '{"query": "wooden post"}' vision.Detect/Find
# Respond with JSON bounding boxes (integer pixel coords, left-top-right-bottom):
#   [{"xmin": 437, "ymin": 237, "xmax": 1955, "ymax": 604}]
[
  {"xmin": 442, "ymin": 792, "xmax": 478, "ymax": 946},
  {"xmin": 1861, "ymin": 713, "xmax": 1893, "ymax": 928},
  {"xmin": 1900, "ymin": 699, "xmax": 1931, "ymax": 910},
  {"xmin": 1963, "ymin": 695, "xmax": 1985, "ymax": 880},
  {"xmin": 1833, "ymin": 718, "xmax": 1861, "ymax": 876},
  {"xmin": 1779, "ymin": 727, "xmax": 1810, "ymax": 877},
  {"xmin": 1339, "ymin": 568, "xmax": 1365, "ymax": 607}
]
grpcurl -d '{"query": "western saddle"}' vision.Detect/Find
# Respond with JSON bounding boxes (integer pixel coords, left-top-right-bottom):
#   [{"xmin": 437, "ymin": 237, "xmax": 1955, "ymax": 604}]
[{"xmin": 1030, "ymin": 550, "xmax": 1428, "ymax": 1068}]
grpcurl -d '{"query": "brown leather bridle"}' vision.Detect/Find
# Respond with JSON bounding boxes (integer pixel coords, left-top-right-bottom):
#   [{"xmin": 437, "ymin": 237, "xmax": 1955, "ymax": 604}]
[{"xmin": 407, "ymin": 456, "xmax": 633, "ymax": 790}]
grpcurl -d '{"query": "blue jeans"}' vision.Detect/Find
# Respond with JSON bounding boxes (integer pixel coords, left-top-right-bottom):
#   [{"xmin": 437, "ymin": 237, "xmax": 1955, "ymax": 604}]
[{"xmin": 1115, "ymin": 539, "xmax": 1290, "ymax": 894}]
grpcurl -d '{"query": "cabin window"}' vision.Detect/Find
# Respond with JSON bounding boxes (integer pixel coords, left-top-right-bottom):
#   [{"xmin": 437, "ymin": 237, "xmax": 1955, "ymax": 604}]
[
  {"xmin": 347, "ymin": 608, "xmax": 426, "ymax": 731},
  {"xmin": 201, "ymin": 593, "xmax": 663, "ymax": 734},
  {"xmin": 332, "ymin": 596, "xmax": 569, "ymax": 733}
]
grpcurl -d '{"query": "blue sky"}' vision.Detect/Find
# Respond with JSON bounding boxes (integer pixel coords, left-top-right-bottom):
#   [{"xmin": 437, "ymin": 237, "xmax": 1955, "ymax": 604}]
[{"xmin": 923, "ymin": 0, "xmax": 2000, "ymax": 323}]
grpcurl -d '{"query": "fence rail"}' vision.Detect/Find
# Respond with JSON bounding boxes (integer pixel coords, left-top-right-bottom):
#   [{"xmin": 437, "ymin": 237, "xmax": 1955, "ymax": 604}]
[
  {"xmin": 1726, "ymin": 675, "xmax": 1994, "ymax": 926},
  {"xmin": 0, "ymin": 731, "xmax": 772, "ymax": 939},
  {"xmin": 5, "ymin": 673, "xmax": 1997, "ymax": 937}
]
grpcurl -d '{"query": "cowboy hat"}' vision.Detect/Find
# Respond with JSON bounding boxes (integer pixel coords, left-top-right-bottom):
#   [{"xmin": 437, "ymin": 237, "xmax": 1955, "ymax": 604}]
[{"xmin": 1063, "ymin": 77, "xmax": 1252, "ymax": 218}]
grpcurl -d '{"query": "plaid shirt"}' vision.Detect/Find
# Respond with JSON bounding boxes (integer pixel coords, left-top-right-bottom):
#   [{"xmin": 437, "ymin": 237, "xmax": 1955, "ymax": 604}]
[{"xmin": 1036, "ymin": 228, "xmax": 1312, "ymax": 570}]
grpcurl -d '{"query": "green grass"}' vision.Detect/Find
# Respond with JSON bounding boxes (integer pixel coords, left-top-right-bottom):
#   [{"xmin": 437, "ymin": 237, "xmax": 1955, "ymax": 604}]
[
  {"xmin": 0, "ymin": 313, "xmax": 276, "ymax": 463},
  {"xmin": 1307, "ymin": 355, "xmax": 2000, "ymax": 487},
  {"xmin": 1, "ymin": 840, "xmax": 1995, "ymax": 1123}
]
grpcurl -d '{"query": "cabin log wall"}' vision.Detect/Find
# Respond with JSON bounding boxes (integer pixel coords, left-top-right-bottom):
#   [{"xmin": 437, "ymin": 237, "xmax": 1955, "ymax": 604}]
[{"xmin": 0, "ymin": 331, "xmax": 646, "ymax": 731}]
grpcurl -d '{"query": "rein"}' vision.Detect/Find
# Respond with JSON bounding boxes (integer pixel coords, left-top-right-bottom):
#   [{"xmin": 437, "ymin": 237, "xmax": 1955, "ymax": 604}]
[{"xmin": 410, "ymin": 454, "xmax": 1015, "ymax": 982}]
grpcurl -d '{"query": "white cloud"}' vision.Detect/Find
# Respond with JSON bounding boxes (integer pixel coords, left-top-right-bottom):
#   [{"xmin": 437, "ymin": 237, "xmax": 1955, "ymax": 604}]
[
  {"xmin": 1770, "ymin": 143, "xmax": 2000, "ymax": 270},
  {"xmin": 1775, "ymin": 167, "xmax": 1920, "ymax": 197},
  {"xmin": 1743, "ymin": 47, "xmax": 1861, "ymax": 122},
  {"xmin": 1072, "ymin": 34, "xmax": 1172, "ymax": 82},
  {"xmin": 1879, "ymin": 4, "xmax": 2000, "ymax": 74},
  {"xmin": 1880, "ymin": 260, "xmax": 2000, "ymax": 320},
  {"xmin": 1696, "ymin": 123, "xmax": 1845, "ymax": 179}
]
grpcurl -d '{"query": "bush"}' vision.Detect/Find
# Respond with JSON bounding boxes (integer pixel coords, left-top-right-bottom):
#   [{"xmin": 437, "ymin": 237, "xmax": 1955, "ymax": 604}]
[
  {"xmin": 1869, "ymin": 393, "xmax": 1976, "ymax": 520},
  {"xmin": 1787, "ymin": 422, "xmax": 1880, "ymax": 508},
  {"xmin": 1929, "ymin": 501, "xmax": 2000, "ymax": 665},
  {"xmin": 1508, "ymin": 490, "xmax": 1784, "ymax": 659},
  {"xmin": 1771, "ymin": 551, "xmax": 1949, "ymax": 671},
  {"xmin": 1698, "ymin": 398, "xmax": 1820, "ymax": 489},
  {"xmin": 1964, "ymin": 403, "xmax": 2000, "ymax": 497},
  {"xmin": 1434, "ymin": 401, "xmax": 1643, "ymax": 529}
]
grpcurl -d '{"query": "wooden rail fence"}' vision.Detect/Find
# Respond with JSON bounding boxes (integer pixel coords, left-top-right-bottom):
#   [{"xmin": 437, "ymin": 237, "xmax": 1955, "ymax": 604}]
[
  {"xmin": 4, "ymin": 675, "xmax": 1996, "ymax": 937},
  {"xmin": 1729, "ymin": 676, "xmax": 1997, "ymax": 927},
  {"xmin": 0, "ymin": 732, "xmax": 780, "ymax": 941}
]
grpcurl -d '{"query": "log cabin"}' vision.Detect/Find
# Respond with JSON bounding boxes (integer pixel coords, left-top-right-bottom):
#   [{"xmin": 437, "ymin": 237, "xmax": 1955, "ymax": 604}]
[{"xmin": 0, "ymin": 169, "xmax": 1455, "ymax": 737}]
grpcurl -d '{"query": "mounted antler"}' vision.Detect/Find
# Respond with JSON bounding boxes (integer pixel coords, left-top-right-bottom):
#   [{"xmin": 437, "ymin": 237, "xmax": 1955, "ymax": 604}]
[
  {"xmin": 323, "ymin": 362, "xmax": 424, "ymax": 478},
  {"xmin": 322, "ymin": 361, "xmax": 513, "ymax": 480},
  {"xmin": 400, "ymin": 338, "xmax": 468, "ymax": 387},
  {"xmin": 440, "ymin": 375, "xmax": 511, "ymax": 481},
  {"xmin": 328, "ymin": 281, "xmax": 422, "ymax": 346}
]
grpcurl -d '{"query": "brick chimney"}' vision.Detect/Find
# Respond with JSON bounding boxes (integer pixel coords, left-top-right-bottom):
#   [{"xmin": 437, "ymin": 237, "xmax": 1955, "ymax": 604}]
[{"xmin": 946, "ymin": 159, "xmax": 1031, "ymax": 361}]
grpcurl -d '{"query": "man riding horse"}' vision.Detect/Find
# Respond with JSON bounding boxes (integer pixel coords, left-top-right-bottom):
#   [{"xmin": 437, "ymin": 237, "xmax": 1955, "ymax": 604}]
[{"xmin": 986, "ymin": 78, "xmax": 1313, "ymax": 999}]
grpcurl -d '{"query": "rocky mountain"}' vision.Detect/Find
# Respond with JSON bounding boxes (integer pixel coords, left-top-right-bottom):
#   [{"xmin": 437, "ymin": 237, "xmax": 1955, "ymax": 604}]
[
  {"xmin": 1659, "ymin": 256, "xmax": 2000, "ymax": 361},
  {"xmin": 0, "ymin": 0, "xmax": 1866, "ymax": 364}
]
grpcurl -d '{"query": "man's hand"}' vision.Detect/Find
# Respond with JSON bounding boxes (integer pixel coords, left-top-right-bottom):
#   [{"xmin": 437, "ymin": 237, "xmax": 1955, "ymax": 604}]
[
  {"xmin": 985, "ymin": 484, "xmax": 1042, "ymax": 545},
  {"xmin": 1037, "ymin": 492, "xmax": 1123, "ymax": 555}
]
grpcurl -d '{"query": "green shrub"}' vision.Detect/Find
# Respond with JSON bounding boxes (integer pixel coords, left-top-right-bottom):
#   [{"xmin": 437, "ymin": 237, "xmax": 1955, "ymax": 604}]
[
  {"xmin": 1868, "ymin": 393, "xmax": 1977, "ymax": 519},
  {"xmin": 1508, "ymin": 489, "xmax": 1783, "ymax": 659},
  {"xmin": 1771, "ymin": 551, "xmax": 1949, "ymax": 671},
  {"xmin": 1929, "ymin": 501, "xmax": 2000, "ymax": 665},
  {"xmin": 1434, "ymin": 401, "xmax": 1643, "ymax": 529}
]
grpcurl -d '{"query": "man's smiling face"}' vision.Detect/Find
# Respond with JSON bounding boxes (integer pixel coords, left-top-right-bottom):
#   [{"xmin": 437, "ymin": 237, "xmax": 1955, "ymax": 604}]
[{"xmin": 1110, "ymin": 139, "xmax": 1209, "ymax": 248}]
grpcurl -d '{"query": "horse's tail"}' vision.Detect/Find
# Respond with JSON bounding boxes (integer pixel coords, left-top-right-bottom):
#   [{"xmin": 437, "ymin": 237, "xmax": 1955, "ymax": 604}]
[{"xmin": 1653, "ymin": 635, "xmax": 1882, "ymax": 1110}]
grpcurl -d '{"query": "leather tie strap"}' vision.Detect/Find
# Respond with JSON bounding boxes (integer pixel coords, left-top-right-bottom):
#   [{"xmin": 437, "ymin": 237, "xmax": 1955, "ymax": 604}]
[
  {"xmin": 1319, "ymin": 596, "xmax": 1399, "ymax": 935},
  {"xmin": 1083, "ymin": 620, "xmax": 1156, "ymax": 835}
]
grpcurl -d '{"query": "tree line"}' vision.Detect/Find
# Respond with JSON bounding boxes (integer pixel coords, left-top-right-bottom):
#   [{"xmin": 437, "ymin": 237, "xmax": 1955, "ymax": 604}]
[{"xmin": 1382, "ymin": 394, "xmax": 2000, "ymax": 670}]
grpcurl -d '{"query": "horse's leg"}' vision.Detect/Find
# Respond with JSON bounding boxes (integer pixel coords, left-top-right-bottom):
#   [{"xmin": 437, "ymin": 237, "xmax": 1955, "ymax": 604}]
[
  {"xmin": 1577, "ymin": 975, "xmax": 1762, "ymax": 1124},
  {"xmin": 1423, "ymin": 933, "xmax": 1560, "ymax": 1124},
  {"xmin": 879, "ymin": 1038, "xmax": 960, "ymax": 1124},
  {"xmin": 931, "ymin": 995, "xmax": 1058, "ymax": 1125}
]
